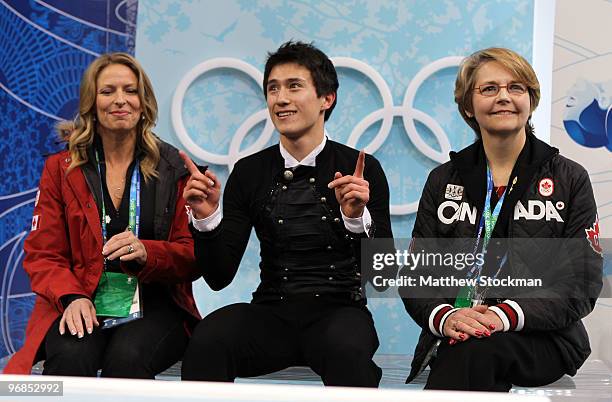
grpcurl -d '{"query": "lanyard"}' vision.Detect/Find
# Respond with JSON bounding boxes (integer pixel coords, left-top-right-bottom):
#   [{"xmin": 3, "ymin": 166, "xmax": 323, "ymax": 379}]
[
  {"xmin": 482, "ymin": 166, "xmax": 506, "ymax": 251},
  {"xmin": 95, "ymin": 151, "xmax": 141, "ymax": 259},
  {"xmin": 466, "ymin": 164, "xmax": 506, "ymax": 279},
  {"xmin": 455, "ymin": 165, "xmax": 508, "ymax": 308}
]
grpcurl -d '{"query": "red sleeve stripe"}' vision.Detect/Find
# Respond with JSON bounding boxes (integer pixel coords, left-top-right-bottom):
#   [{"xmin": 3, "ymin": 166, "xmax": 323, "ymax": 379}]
[
  {"xmin": 433, "ymin": 305, "xmax": 453, "ymax": 335},
  {"xmin": 438, "ymin": 307, "xmax": 459, "ymax": 337},
  {"xmin": 504, "ymin": 299, "xmax": 525, "ymax": 331},
  {"xmin": 488, "ymin": 306, "xmax": 510, "ymax": 331},
  {"xmin": 497, "ymin": 303, "xmax": 518, "ymax": 331},
  {"xmin": 429, "ymin": 304, "xmax": 452, "ymax": 337}
]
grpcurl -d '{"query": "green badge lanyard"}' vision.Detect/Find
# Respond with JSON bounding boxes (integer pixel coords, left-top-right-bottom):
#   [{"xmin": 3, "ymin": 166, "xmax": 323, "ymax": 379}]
[
  {"xmin": 93, "ymin": 151, "xmax": 141, "ymax": 321},
  {"xmin": 454, "ymin": 164, "xmax": 506, "ymax": 307}
]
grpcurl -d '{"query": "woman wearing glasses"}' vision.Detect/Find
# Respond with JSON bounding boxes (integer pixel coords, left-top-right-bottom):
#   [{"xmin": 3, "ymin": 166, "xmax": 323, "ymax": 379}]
[{"xmin": 402, "ymin": 47, "xmax": 602, "ymax": 391}]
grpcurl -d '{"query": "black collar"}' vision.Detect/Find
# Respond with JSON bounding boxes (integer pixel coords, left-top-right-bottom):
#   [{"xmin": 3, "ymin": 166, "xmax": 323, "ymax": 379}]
[{"xmin": 450, "ymin": 134, "xmax": 558, "ymax": 236}]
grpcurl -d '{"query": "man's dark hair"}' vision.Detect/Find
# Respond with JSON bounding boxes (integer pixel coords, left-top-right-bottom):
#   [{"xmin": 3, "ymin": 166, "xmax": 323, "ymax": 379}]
[{"xmin": 263, "ymin": 41, "xmax": 339, "ymax": 121}]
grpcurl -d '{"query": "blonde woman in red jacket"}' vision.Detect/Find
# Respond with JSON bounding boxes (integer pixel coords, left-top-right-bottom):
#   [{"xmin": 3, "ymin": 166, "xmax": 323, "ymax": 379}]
[{"xmin": 4, "ymin": 53, "xmax": 201, "ymax": 377}]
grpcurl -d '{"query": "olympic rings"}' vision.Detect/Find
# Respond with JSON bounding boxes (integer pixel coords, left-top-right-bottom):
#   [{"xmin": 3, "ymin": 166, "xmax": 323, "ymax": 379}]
[
  {"xmin": 171, "ymin": 58, "xmax": 275, "ymax": 170},
  {"xmin": 172, "ymin": 56, "xmax": 463, "ymax": 214}
]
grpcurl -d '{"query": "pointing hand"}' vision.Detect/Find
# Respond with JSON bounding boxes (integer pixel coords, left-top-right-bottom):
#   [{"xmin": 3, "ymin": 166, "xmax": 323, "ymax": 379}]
[
  {"xmin": 327, "ymin": 150, "xmax": 369, "ymax": 218},
  {"xmin": 179, "ymin": 150, "xmax": 221, "ymax": 219}
]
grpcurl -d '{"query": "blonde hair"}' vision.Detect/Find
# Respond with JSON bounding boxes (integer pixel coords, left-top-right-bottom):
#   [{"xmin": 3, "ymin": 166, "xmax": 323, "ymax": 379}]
[
  {"xmin": 454, "ymin": 47, "xmax": 540, "ymax": 138},
  {"xmin": 62, "ymin": 52, "xmax": 160, "ymax": 182}
]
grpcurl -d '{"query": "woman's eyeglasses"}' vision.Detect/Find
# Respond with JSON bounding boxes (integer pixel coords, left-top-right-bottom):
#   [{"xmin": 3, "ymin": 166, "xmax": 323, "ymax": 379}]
[{"xmin": 473, "ymin": 83, "xmax": 528, "ymax": 97}]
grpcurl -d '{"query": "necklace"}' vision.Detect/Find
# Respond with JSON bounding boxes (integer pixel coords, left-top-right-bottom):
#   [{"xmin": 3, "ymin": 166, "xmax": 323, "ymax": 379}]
[
  {"xmin": 112, "ymin": 186, "xmax": 123, "ymax": 199},
  {"xmin": 108, "ymin": 177, "xmax": 125, "ymax": 200},
  {"xmin": 105, "ymin": 160, "xmax": 128, "ymax": 202}
]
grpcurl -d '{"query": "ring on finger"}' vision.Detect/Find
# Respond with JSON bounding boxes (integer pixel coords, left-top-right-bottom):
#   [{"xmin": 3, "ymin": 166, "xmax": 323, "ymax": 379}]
[{"xmin": 127, "ymin": 244, "xmax": 134, "ymax": 254}]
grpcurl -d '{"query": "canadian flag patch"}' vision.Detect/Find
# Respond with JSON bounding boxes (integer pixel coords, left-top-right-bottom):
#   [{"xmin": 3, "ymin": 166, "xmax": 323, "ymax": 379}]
[
  {"xmin": 538, "ymin": 178, "xmax": 554, "ymax": 197},
  {"xmin": 585, "ymin": 215, "xmax": 603, "ymax": 255},
  {"xmin": 31, "ymin": 215, "xmax": 40, "ymax": 231}
]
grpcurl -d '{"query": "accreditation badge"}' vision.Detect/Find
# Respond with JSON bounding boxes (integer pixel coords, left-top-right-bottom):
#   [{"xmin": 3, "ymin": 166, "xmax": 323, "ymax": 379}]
[{"xmin": 94, "ymin": 272, "xmax": 143, "ymax": 329}]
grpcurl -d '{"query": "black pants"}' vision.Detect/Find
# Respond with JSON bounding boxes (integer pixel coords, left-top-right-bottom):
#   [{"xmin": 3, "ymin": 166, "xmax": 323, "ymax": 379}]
[
  {"xmin": 43, "ymin": 301, "xmax": 189, "ymax": 378},
  {"xmin": 182, "ymin": 298, "xmax": 382, "ymax": 387},
  {"xmin": 425, "ymin": 332, "xmax": 567, "ymax": 392}
]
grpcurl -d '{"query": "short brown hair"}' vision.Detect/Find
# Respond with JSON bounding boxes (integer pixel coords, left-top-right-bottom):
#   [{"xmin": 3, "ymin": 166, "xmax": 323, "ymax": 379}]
[{"xmin": 454, "ymin": 47, "xmax": 540, "ymax": 138}]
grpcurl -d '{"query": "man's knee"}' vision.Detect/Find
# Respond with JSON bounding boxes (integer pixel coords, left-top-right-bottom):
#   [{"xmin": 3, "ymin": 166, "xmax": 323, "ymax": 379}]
[
  {"xmin": 317, "ymin": 322, "xmax": 378, "ymax": 361},
  {"xmin": 328, "ymin": 339, "xmax": 373, "ymax": 360},
  {"xmin": 310, "ymin": 337, "xmax": 381, "ymax": 387},
  {"xmin": 188, "ymin": 322, "xmax": 242, "ymax": 355},
  {"xmin": 182, "ymin": 320, "xmax": 241, "ymax": 381},
  {"xmin": 188, "ymin": 304, "xmax": 253, "ymax": 352}
]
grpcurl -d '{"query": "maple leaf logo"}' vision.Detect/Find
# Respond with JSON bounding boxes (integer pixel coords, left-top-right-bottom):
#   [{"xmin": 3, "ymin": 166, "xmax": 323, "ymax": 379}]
[
  {"xmin": 585, "ymin": 216, "xmax": 603, "ymax": 255},
  {"xmin": 538, "ymin": 178, "xmax": 554, "ymax": 197}
]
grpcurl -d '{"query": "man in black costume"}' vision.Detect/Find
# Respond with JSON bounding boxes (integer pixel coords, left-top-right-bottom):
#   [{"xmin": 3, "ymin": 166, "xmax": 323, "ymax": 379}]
[{"xmin": 180, "ymin": 41, "xmax": 392, "ymax": 387}]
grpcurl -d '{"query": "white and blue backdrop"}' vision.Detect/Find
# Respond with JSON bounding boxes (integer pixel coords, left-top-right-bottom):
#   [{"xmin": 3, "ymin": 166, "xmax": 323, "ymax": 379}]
[{"xmin": 2, "ymin": 0, "xmax": 609, "ymax": 364}]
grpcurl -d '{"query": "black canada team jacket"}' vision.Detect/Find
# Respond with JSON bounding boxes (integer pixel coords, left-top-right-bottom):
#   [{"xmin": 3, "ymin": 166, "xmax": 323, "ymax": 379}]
[{"xmin": 402, "ymin": 134, "xmax": 603, "ymax": 383}]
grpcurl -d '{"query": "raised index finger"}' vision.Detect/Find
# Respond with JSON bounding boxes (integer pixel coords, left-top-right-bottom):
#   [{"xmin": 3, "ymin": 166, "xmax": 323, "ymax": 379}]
[
  {"xmin": 179, "ymin": 150, "xmax": 200, "ymax": 176},
  {"xmin": 354, "ymin": 150, "xmax": 365, "ymax": 178}
]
